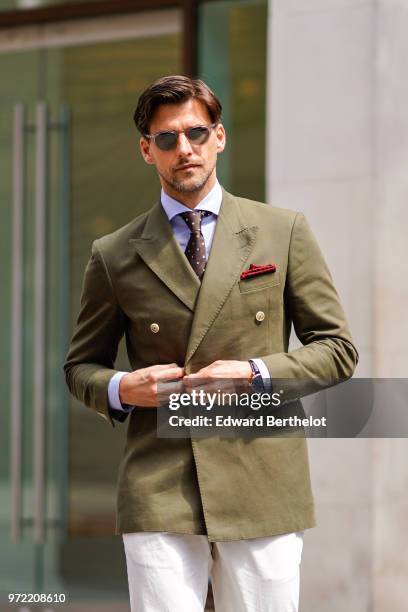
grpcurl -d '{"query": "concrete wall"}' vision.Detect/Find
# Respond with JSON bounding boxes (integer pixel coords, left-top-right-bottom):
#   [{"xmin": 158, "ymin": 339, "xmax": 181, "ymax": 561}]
[
  {"xmin": 372, "ymin": 1, "xmax": 408, "ymax": 608},
  {"xmin": 266, "ymin": 0, "xmax": 408, "ymax": 609}
]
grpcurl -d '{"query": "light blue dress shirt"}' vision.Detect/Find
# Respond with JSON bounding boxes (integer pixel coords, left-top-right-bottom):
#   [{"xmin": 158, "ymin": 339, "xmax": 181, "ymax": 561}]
[{"xmin": 108, "ymin": 179, "xmax": 270, "ymax": 412}]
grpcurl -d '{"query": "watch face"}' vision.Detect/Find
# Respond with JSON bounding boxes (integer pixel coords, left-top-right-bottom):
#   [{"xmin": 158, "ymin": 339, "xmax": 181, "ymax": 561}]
[
  {"xmin": 251, "ymin": 374, "xmax": 264, "ymax": 392},
  {"xmin": 249, "ymin": 359, "xmax": 260, "ymax": 376}
]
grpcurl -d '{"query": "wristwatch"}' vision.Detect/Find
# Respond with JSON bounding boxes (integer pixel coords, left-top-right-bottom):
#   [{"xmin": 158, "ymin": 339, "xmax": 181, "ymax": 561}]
[{"xmin": 248, "ymin": 359, "xmax": 265, "ymax": 391}]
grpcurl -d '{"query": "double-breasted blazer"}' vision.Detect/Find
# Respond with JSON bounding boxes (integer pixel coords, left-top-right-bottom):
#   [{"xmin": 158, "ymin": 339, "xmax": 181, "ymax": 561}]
[{"xmin": 64, "ymin": 186, "xmax": 358, "ymax": 541}]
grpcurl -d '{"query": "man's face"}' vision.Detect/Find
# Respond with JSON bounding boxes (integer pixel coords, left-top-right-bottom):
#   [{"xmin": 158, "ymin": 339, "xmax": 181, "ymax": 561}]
[{"xmin": 139, "ymin": 98, "xmax": 226, "ymax": 195}]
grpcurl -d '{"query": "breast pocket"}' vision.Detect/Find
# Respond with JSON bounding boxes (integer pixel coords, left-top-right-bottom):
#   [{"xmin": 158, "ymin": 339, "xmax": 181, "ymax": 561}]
[{"xmin": 238, "ymin": 270, "xmax": 281, "ymax": 294}]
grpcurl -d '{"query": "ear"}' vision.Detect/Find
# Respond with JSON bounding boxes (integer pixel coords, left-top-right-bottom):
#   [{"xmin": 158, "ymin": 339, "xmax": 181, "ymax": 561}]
[
  {"xmin": 215, "ymin": 123, "xmax": 226, "ymax": 153},
  {"xmin": 139, "ymin": 136, "xmax": 155, "ymax": 165}
]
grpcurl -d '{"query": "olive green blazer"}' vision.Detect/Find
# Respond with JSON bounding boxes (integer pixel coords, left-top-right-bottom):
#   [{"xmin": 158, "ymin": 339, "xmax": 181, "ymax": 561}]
[{"xmin": 64, "ymin": 187, "xmax": 358, "ymax": 541}]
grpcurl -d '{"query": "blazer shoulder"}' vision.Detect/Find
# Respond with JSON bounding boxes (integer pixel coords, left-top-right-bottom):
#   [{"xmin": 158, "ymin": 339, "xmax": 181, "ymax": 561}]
[{"xmin": 234, "ymin": 194, "xmax": 300, "ymax": 229}]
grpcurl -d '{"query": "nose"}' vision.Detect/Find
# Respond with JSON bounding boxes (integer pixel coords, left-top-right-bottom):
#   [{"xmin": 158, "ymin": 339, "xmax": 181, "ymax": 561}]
[{"xmin": 176, "ymin": 131, "xmax": 194, "ymax": 156}]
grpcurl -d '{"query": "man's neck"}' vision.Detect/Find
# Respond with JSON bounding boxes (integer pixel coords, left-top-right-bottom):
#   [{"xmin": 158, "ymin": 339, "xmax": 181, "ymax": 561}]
[{"xmin": 162, "ymin": 176, "xmax": 217, "ymax": 209}]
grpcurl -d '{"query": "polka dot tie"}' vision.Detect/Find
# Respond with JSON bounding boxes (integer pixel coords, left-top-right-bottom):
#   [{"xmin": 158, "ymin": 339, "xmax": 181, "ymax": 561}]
[{"xmin": 179, "ymin": 210, "xmax": 211, "ymax": 280}]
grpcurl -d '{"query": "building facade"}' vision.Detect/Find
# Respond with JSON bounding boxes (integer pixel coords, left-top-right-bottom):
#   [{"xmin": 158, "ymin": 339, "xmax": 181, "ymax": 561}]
[{"xmin": 0, "ymin": 0, "xmax": 267, "ymax": 606}]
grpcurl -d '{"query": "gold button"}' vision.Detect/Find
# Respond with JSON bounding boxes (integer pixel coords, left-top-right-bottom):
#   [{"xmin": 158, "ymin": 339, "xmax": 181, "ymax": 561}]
[
  {"xmin": 150, "ymin": 323, "xmax": 160, "ymax": 334},
  {"xmin": 255, "ymin": 311, "xmax": 265, "ymax": 322}
]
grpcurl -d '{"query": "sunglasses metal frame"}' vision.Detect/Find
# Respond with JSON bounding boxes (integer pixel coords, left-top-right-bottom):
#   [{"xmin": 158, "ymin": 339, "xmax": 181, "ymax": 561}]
[{"xmin": 143, "ymin": 122, "xmax": 219, "ymax": 150}]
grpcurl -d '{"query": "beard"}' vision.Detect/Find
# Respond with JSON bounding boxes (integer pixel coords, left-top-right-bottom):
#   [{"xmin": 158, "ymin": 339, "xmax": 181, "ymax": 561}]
[{"xmin": 159, "ymin": 162, "xmax": 216, "ymax": 193}]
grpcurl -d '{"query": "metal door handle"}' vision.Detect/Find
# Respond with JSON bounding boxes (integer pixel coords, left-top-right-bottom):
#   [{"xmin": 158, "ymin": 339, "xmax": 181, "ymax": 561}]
[
  {"xmin": 11, "ymin": 102, "xmax": 70, "ymax": 544},
  {"xmin": 10, "ymin": 103, "xmax": 24, "ymax": 542},
  {"xmin": 33, "ymin": 102, "xmax": 47, "ymax": 544}
]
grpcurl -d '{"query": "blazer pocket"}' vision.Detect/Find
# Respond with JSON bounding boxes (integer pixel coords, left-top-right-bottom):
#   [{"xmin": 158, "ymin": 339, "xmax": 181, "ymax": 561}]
[{"xmin": 239, "ymin": 270, "xmax": 280, "ymax": 294}]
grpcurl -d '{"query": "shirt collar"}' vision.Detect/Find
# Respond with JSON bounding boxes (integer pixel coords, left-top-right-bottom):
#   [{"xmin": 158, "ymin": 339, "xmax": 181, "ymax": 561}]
[{"xmin": 160, "ymin": 178, "xmax": 222, "ymax": 222}]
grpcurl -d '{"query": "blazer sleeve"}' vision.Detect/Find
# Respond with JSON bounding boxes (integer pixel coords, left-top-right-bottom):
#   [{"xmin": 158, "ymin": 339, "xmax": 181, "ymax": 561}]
[
  {"xmin": 63, "ymin": 239, "xmax": 128, "ymax": 428},
  {"xmin": 260, "ymin": 212, "xmax": 359, "ymax": 396}
]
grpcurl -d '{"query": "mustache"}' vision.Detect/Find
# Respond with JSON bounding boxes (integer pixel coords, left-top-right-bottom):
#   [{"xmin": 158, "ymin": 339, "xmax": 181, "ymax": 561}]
[{"xmin": 174, "ymin": 162, "xmax": 202, "ymax": 169}]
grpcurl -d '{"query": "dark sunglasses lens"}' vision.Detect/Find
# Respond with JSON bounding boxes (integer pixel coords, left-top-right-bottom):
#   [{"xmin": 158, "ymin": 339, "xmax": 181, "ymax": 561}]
[
  {"xmin": 155, "ymin": 132, "xmax": 178, "ymax": 150},
  {"xmin": 187, "ymin": 126, "xmax": 210, "ymax": 144}
]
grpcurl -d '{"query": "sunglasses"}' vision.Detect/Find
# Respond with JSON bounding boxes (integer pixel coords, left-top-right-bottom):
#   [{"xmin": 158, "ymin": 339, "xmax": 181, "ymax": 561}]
[{"xmin": 144, "ymin": 122, "xmax": 218, "ymax": 151}]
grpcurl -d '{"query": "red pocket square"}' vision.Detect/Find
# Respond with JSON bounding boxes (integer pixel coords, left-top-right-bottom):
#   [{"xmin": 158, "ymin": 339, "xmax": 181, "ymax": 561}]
[{"xmin": 240, "ymin": 263, "xmax": 277, "ymax": 280}]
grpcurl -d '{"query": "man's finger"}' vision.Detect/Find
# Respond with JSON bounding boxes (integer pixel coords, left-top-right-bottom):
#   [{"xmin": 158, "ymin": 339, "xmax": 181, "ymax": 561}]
[
  {"xmin": 183, "ymin": 374, "xmax": 210, "ymax": 389},
  {"xmin": 150, "ymin": 363, "xmax": 180, "ymax": 372},
  {"xmin": 184, "ymin": 369, "xmax": 210, "ymax": 380},
  {"xmin": 154, "ymin": 366, "xmax": 184, "ymax": 381}
]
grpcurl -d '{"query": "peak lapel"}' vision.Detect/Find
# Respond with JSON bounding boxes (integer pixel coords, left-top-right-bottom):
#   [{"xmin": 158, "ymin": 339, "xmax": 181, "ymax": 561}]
[
  {"xmin": 185, "ymin": 188, "xmax": 259, "ymax": 366},
  {"xmin": 130, "ymin": 200, "xmax": 200, "ymax": 311}
]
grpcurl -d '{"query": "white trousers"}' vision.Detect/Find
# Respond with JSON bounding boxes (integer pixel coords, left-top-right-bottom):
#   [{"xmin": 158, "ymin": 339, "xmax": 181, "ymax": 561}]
[{"xmin": 123, "ymin": 530, "xmax": 304, "ymax": 612}]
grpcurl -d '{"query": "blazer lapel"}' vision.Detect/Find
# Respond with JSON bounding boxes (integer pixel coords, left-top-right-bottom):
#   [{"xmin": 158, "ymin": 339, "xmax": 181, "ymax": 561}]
[
  {"xmin": 130, "ymin": 200, "xmax": 201, "ymax": 312},
  {"xmin": 185, "ymin": 187, "xmax": 259, "ymax": 366}
]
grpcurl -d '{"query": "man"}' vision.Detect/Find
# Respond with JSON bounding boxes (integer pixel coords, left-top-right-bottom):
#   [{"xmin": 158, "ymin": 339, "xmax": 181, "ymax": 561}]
[{"xmin": 64, "ymin": 75, "xmax": 358, "ymax": 611}]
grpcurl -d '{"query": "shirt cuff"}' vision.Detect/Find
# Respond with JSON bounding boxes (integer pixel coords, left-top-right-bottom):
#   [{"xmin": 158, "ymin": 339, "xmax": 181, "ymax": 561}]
[
  {"xmin": 250, "ymin": 358, "xmax": 272, "ymax": 392},
  {"xmin": 108, "ymin": 371, "xmax": 134, "ymax": 412}
]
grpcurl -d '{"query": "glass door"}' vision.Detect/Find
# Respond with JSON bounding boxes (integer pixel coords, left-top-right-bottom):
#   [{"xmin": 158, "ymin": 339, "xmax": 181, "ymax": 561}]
[
  {"xmin": 0, "ymin": 9, "xmax": 182, "ymax": 604},
  {"xmin": 199, "ymin": 0, "xmax": 268, "ymax": 202}
]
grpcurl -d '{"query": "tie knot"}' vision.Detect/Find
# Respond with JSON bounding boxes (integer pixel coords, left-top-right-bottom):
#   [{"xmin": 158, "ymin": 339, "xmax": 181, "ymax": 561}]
[{"xmin": 179, "ymin": 210, "xmax": 211, "ymax": 232}]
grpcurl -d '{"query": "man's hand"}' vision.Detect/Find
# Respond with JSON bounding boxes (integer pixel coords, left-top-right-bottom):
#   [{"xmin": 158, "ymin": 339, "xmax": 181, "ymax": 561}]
[
  {"xmin": 119, "ymin": 363, "xmax": 184, "ymax": 408},
  {"xmin": 184, "ymin": 360, "xmax": 252, "ymax": 380},
  {"xmin": 183, "ymin": 360, "xmax": 253, "ymax": 398}
]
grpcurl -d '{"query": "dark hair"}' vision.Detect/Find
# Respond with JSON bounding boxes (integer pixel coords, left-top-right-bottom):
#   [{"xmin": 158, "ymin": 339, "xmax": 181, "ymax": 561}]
[{"xmin": 133, "ymin": 75, "xmax": 222, "ymax": 136}]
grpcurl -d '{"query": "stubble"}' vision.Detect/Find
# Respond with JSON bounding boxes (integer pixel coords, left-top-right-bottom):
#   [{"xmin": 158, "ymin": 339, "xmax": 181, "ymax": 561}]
[{"xmin": 159, "ymin": 161, "xmax": 216, "ymax": 194}]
